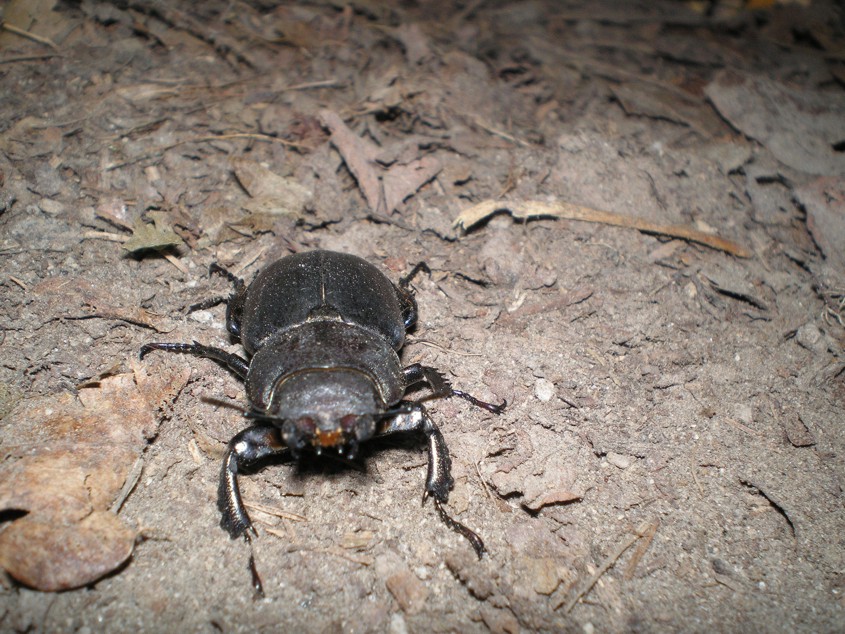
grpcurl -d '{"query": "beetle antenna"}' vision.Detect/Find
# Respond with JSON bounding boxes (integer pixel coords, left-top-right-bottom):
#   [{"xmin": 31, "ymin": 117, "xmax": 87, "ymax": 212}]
[
  {"xmin": 200, "ymin": 395, "xmax": 252, "ymax": 415},
  {"xmin": 242, "ymin": 409, "xmax": 285, "ymax": 423}
]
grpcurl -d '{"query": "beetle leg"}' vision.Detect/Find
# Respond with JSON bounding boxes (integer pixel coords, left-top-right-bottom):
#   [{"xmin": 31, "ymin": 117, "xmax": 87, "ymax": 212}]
[
  {"xmin": 187, "ymin": 295, "xmax": 228, "ymax": 313},
  {"xmin": 205, "ymin": 263, "xmax": 248, "ymax": 340},
  {"xmin": 140, "ymin": 341, "xmax": 249, "ymax": 379},
  {"xmin": 399, "ymin": 262, "xmax": 431, "ymax": 289},
  {"xmin": 402, "ymin": 363, "xmax": 506, "ymax": 414},
  {"xmin": 380, "ymin": 403, "xmax": 486, "ymax": 558},
  {"xmin": 219, "ymin": 424, "xmax": 288, "ymax": 539},
  {"xmin": 396, "ymin": 262, "xmax": 430, "ymax": 330}
]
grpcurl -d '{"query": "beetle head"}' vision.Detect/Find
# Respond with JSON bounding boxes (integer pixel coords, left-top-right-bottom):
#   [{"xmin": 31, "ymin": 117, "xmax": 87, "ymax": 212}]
[{"xmin": 267, "ymin": 370, "xmax": 379, "ymax": 459}]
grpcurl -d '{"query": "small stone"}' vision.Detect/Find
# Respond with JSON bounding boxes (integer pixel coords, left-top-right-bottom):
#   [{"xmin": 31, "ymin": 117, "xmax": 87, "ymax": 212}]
[
  {"xmin": 795, "ymin": 323, "xmax": 825, "ymax": 353},
  {"xmin": 385, "ymin": 569, "xmax": 428, "ymax": 615},
  {"xmin": 39, "ymin": 198, "xmax": 65, "ymax": 215},
  {"xmin": 188, "ymin": 310, "xmax": 214, "ymax": 324},
  {"xmin": 534, "ymin": 378, "xmax": 555, "ymax": 402},
  {"xmin": 607, "ymin": 452, "xmax": 632, "ymax": 469}
]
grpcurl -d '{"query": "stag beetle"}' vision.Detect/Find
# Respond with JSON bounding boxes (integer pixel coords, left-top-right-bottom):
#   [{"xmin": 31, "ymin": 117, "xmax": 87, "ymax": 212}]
[{"xmin": 141, "ymin": 250, "xmax": 504, "ymax": 561}]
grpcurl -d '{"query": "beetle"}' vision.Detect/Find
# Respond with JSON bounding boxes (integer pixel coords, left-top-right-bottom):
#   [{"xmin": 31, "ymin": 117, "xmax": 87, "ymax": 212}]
[{"xmin": 140, "ymin": 250, "xmax": 504, "ymax": 562}]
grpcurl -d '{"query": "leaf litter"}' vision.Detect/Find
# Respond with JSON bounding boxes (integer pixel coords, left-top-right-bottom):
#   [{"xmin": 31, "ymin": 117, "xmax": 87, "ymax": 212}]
[
  {"xmin": 1, "ymin": 0, "xmax": 844, "ymax": 631},
  {"xmin": 0, "ymin": 365, "xmax": 189, "ymax": 590}
]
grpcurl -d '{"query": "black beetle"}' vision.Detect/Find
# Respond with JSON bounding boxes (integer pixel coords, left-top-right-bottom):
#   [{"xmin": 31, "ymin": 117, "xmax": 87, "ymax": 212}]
[{"xmin": 141, "ymin": 250, "xmax": 504, "ymax": 562}]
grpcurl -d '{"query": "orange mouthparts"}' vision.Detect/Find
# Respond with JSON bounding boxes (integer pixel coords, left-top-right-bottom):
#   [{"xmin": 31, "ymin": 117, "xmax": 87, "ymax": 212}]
[{"xmin": 313, "ymin": 428, "xmax": 344, "ymax": 447}]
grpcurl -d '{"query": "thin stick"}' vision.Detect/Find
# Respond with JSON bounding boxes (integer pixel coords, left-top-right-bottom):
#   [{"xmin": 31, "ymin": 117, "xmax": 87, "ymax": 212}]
[
  {"xmin": 110, "ymin": 457, "xmax": 145, "ymax": 513},
  {"xmin": 245, "ymin": 501, "xmax": 307, "ymax": 522},
  {"xmin": 470, "ymin": 116, "xmax": 531, "ymax": 147},
  {"xmin": 723, "ymin": 417, "xmax": 759, "ymax": 437},
  {"xmin": 8, "ymin": 276, "xmax": 28, "ymax": 290},
  {"xmin": 82, "ymin": 230, "xmax": 129, "ymax": 242},
  {"xmin": 1, "ymin": 20, "xmax": 59, "ymax": 50},
  {"xmin": 106, "ymin": 133, "xmax": 312, "ymax": 171},
  {"xmin": 0, "ymin": 53, "xmax": 62, "ymax": 64},
  {"xmin": 407, "ymin": 338, "xmax": 483, "ymax": 357},
  {"xmin": 623, "ymin": 520, "xmax": 659, "ymax": 580},
  {"xmin": 164, "ymin": 253, "xmax": 189, "ymax": 274},
  {"xmin": 557, "ymin": 520, "xmax": 657, "ymax": 612}
]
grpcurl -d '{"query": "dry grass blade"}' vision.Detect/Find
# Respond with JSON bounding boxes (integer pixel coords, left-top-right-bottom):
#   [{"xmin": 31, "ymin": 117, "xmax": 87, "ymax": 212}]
[{"xmin": 454, "ymin": 200, "xmax": 751, "ymax": 258}]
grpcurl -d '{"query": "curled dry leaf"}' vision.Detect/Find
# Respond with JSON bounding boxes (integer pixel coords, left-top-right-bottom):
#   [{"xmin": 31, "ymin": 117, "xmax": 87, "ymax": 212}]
[
  {"xmin": 0, "ymin": 365, "xmax": 190, "ymax": 591},
  {"xmin": 320, "ymin": 109, "xmax": 382, "ymax": 211}
]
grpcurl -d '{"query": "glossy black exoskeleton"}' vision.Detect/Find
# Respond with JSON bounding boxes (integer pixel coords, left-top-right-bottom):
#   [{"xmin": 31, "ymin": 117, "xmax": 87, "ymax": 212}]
[{"xmin": 141, "ymin": 250, "xmax": 504, "ymax": 562}]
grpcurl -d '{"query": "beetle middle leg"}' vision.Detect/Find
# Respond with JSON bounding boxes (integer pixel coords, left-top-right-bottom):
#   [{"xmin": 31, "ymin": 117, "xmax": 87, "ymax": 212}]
[
  {"xmin": 403, "ymin": 364, "xmax": 506, "ymax": 414},
  {"xmin": 140, "ymin": 341, "xmax": 249, "ymax": 378},
  {"xmin": 380, "ymin": 402, "xmax": 486, "ymax": 558}
]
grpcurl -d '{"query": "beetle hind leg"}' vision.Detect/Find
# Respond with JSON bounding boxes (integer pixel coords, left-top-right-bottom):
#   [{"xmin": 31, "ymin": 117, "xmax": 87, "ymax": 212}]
[
  {"xmin": 402, "ymin": 364, "xmax": 506, "ymax": 414},
  {"xmin": 396, "ymin": 262, "xmax": 431, "ymax": 330},
  {"xmin": 183, "ymin": 263, "xmax": 248, "ymax": 339}
]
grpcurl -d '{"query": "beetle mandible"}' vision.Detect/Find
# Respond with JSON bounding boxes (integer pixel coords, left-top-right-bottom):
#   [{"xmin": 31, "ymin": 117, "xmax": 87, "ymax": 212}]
[{"xmin": 141, "ymin": 250, "xmax": 504, "ymax": 559}]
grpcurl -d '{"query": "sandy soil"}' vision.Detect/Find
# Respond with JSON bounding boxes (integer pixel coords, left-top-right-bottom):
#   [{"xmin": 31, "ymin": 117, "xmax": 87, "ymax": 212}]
[{"xmin": 1, "ymin": 1, "xmax": 843, "ymax": 632}]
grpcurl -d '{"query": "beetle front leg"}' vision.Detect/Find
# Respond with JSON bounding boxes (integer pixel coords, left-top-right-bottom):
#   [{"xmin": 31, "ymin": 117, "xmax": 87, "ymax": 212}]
[
  {"xmin": 219, "ymin": 424, "xmax": 288, "ymax": 539},
  {"xmin": 381, "ymin": 403, "xmax": 485, "ymax": 557},
  {"xmin": 402, "ymin": 364, "xmax": 506, "ymax": 414}
]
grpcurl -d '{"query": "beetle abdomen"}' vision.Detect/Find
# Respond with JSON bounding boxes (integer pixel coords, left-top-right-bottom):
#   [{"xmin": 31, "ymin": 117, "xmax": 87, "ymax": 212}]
[{"xmin": 241, "ymin": 252, "xmax": 406, "ymax": 354}]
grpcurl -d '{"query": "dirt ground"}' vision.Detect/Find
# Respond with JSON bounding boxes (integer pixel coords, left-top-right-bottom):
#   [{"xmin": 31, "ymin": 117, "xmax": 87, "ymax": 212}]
[{"xmin": 1, "ymin": 0, "xmax": 844, "ymax": 632}]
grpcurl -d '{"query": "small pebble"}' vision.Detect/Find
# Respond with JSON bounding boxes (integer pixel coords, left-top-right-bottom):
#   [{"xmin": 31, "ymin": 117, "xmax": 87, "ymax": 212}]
[
  {"xmin": 534, "ymin": 378, "xmax": 555, "ymax": 402},
  {"xmin": 795, "ymin": 323, "xmax": 825, "ymax": 353},
  {"xmin": 607, "ymin": 452, "xmax": 632, "ymax": 469},
  {"xmin": 188, "ymin": 310, "xmax": 214, "ymax": 324}
]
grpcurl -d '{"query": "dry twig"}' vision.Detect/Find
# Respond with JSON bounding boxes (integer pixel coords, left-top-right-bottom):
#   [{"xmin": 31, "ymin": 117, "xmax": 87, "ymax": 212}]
[
  {"xmin": 557, "ymin": 520, "xmax": 659, "ymax": 613},
  {"xmin": 0, "ymin": 20, "xmax": 59, "ymax": 50}
]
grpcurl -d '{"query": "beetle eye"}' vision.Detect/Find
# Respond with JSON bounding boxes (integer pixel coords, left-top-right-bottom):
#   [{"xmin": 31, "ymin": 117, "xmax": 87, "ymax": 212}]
[
  {"xmin": 340, "ymin": 414, "xmax": 358, "ymax": 432},
  {"xmin": 298, "ymin": 416, "xmax": 317, "ymax": 435}
]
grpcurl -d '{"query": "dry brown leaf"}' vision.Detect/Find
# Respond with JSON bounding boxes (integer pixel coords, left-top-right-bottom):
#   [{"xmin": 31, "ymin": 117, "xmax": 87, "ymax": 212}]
[
  {"xmin": 320, "ymin": 109, "xmax": 441, "ymax": 215},
  {"xmin": 382, "ymin": 156, "xmax": 441, "ymax": 213},
  {"xmin": 796, "ymin": 177, "xmax": 845, "ymax": 276},
  {"xmin": 454, "ymin": 199, "xmax": 751, "ymax": 258},
  {"xmin": 705, "ymin": 71, "xmax": 845, "ymax": 176},
  {"xmin": 320, "ymin": 109, "xmax": 383, "ymax": 212},
  {"xmin": 0, "ymin": 512, "xmax": 135, "ymax": 592},
  {"xmin": 231, "ymin": 157, "xmax": 313, "ymax": 217},
  {"xmin": 0, "ymin": 366, "xmax": 190, "ymax": 591},
  {"xmin": 522, "ymin": 487, "xmax": 582, "ymax": 512}
]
